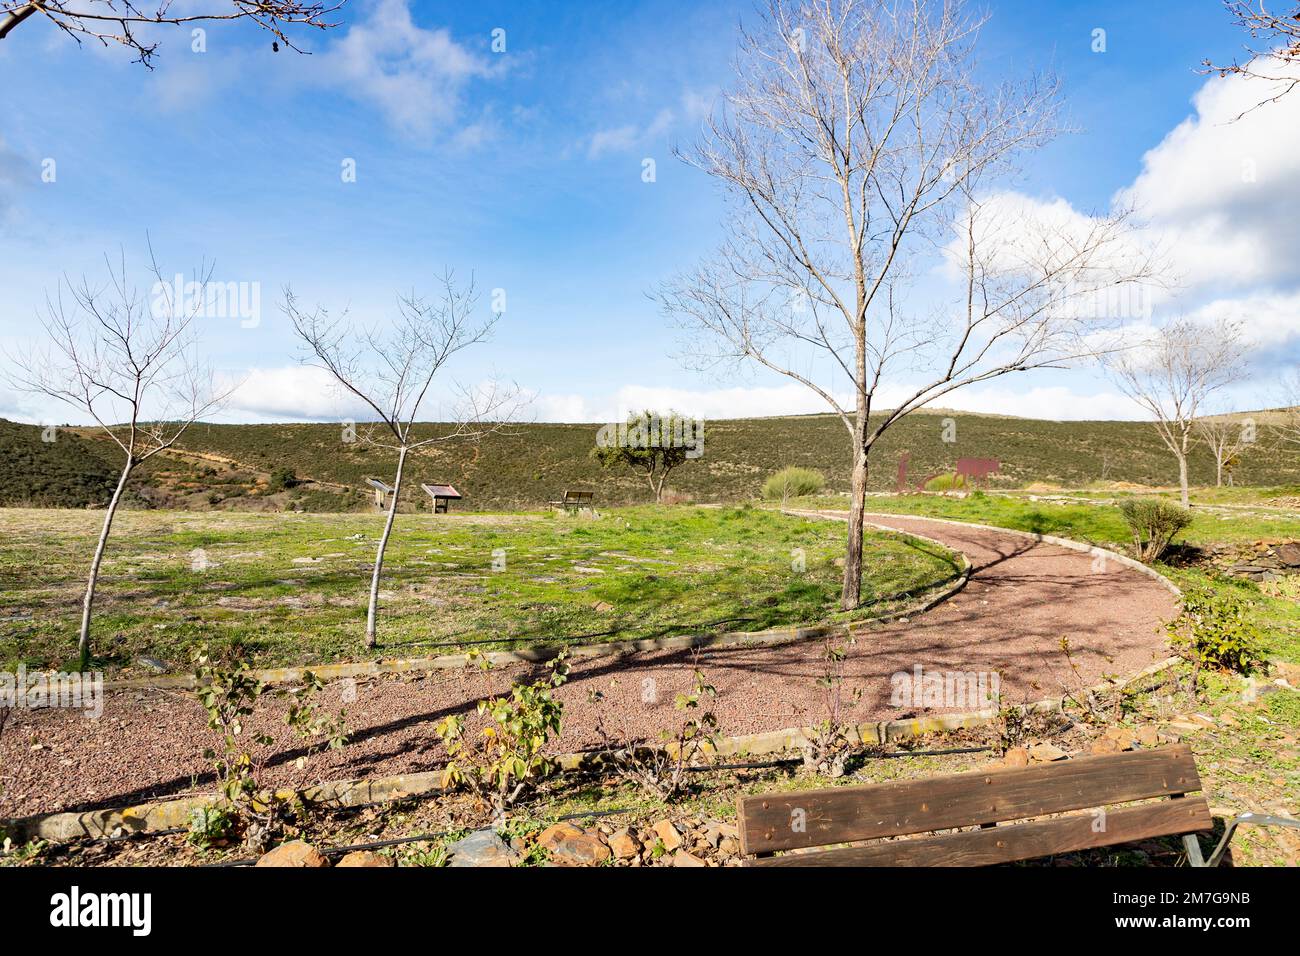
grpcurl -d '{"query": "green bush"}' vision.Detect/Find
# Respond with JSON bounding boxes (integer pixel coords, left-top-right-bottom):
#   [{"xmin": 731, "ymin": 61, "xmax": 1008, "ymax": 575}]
[
  {"xmin": 762, "ymin": 466, "xmax": 825, "ymax": 501},
  {"xmin": 1168, "ymin": 582, "xmax": 1266, "ymax": 675},
  {"xmin": 268, "ymin": 467, "xmax": 298, "ymax": 492},
  {"xmin": 1119, "ymin": 498, "xmax": 1192, "ymax": 562},
  {"xmin": 923, "ymin": 472, "xmax": 968, "ymax": 492}
]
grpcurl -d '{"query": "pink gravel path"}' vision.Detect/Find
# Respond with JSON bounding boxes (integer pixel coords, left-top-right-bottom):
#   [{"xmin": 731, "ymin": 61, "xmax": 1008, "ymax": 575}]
[{"xmin": 0, "ymin": 513, "xmax": 1178, "ymax": 819}]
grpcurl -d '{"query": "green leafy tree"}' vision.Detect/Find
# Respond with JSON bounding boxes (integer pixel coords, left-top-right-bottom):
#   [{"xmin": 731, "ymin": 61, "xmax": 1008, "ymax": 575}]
[{"xmin": 591, "ymin": 409, "xmax": 699, "ymax": 503}]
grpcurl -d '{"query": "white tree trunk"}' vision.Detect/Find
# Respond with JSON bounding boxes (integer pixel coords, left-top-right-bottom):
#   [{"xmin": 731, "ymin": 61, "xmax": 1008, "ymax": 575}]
[
  {"xmin": 1177, "ymin": 454, "xmax": 1190, "ymax": 508},
  {"xmin": 79, "ymin": 459, "xmax": 133, "ymax": 670},
  {"xmin": 365, "ymin": 445, "xmax": 408, "ymax": 649}
]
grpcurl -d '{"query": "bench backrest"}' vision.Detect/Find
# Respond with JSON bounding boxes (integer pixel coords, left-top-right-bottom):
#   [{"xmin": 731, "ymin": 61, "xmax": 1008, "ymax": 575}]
[
  {"xmin": 563, "ymin": 490, "xmax": 594, "ymax": 502},
  {"xmin": 737, "ymin": 745, "xmax": 1207, "ymax": 866}
]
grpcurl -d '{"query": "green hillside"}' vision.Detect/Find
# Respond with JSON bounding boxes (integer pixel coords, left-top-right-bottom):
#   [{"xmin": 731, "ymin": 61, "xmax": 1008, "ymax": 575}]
[
  {"xmin": 0, "ymin": 419, "xmax": 120, "ymax": 508},
  {"xmin": 1, "ymin": 408, "xmax": 1296, "ymax": 512}
]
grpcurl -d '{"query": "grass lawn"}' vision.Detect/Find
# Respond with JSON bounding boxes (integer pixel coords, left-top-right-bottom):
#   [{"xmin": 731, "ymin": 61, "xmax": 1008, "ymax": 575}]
[{"xmin": 0, "ymin": 504, "xmax": 959, "ymax": 673}]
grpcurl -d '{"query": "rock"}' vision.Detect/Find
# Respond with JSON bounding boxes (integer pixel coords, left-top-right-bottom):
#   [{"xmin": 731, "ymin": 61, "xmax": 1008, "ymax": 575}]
[
  {"xmin": 1002, "ymin": 747, "xmax": 1029, "ymax": 767},
  {"xmin": 652, "ymin": 819, "xmax": 684, "ymax": 852},
  {"xmin": 1090, "ymin": 738, "xmax": 1122, "ymax": 756},
  {"xmin": 592, "ymin": 601, "xmax": 615, "ymax": 612},
  {"xmin": 537, "ymin": 822, "xmax": 611, "ymax": 866},
  {"xmin": 1273, "ymin": 543, "xmax": 1300, "ymax": 567},
  {"xmin": 255, "ymin": 841, "xmax": 330, "ymax": 868},
  {"xmin": 718, "ymin": 836, "xmax": 740, "ymax": 857},
  {"xmin": 136, "ymin": 656, "xmax": 168, "ymax": 673},
  {"xmin": 1136, "ymin": 726, "xmax": 1160, "ymax": 747},
  {"xmin": 1028, "ymin": 743, "xmax": 1069, "ymax": 762},
  {"xmin": 448, "ymin": 829, "xmax": 520, "ymax": 868},
  {"xmin": 673, "ymin": 850, "xmax": 709, "ymax": 867},
  {"xmin": 608, "ymin": 829, "xmax": 641, "ymax": 860},
  {"xmin": 336, "ymin": 850, "xmax": 393, "ymax": 868}
]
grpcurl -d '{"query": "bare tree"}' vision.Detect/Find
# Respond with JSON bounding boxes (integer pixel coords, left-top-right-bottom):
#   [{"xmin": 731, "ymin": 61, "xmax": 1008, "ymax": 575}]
[
  {"xmin": 660, "ymin": 0, "xmax": 1156, "ymax": 610},
  {"xmin": 1274, "ymin": 367, "xmax": 1300, "ymax": 450},
  {"xmin": 1203, "ymin": 1, "xmax": 1300, "ymax": 112},
  {"xmin": 1111, "ymin": 318, "xmax": 1248, "ymax": 507},
  {"xmin": 1195, "ymin": 413, "xmax": 1253, "ymax": 486},
  {"xmin": 284, "ymin": 273, "xmax": 516, "ymax": 649},
  {"xmin": 0, "ymin": 0, "xmax": 346, "ymax": 67},
  {"xmin": 4, "ymin": 248, "xmax": 226, "ymax": 669}
]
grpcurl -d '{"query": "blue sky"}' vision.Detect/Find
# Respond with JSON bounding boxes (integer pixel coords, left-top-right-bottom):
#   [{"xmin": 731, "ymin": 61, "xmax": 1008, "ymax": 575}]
[{"xmin": 0, "ymin": 0, "xmax": 1296, "ymax": 425}]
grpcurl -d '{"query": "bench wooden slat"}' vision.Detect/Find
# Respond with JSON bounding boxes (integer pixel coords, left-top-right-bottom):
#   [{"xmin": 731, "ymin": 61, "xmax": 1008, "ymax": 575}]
[
  {"xmin": 746, "ymin": 796, "xmax": 1212, "ymax": 867},
  {"xmin": 738, "ymin": 745, "xmax": 1201, "ymax": 856}
]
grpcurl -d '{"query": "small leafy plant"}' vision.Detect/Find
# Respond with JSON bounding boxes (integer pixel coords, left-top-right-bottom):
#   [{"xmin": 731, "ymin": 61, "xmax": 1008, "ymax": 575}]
[
  {"xmin": 1168, "ymin": 582, "xmax": 1266, "ymax": 692},
  {"xmin": 437, "ymin": 653, "xmax": 570, "ymax": 816},
  {"xmin": 193, "ymin": 646, "xmax": 349, "ymax": 850}
]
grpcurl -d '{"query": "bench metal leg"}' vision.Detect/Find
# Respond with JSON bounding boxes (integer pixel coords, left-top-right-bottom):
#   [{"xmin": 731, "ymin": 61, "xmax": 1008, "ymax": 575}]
[{"xmin": 1184, "ymin": 812, "xmax": 1300, "ymax": 867}]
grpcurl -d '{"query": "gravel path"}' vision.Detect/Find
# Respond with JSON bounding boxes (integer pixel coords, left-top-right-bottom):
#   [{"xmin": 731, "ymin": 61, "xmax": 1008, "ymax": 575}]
[{"xmin": 0, "ymin": 513, "xmax": 1179, "ymax": 819}]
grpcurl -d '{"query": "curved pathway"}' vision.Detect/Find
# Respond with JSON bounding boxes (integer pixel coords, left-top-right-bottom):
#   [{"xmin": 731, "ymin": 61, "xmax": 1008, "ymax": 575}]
[{"xmin": 0, "ymin": 513, "xmax": 1179, "ymax": 818}]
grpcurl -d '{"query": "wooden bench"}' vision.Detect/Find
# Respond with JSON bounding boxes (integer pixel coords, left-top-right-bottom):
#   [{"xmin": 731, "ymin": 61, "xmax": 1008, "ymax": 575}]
[
  {"xmin": 550, "ymin": 489, "xmax": 594, "ymax": 512},
  {"xmin": 736, "ymin": 745, "xmax": 1254, "ymax": 867}
]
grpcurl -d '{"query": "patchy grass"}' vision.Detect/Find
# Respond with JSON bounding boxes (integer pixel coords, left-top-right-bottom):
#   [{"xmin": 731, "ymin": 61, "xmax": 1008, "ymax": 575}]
[{"xmin": 0, "ymin": 505, "xmax": 958, "ymax": 673}]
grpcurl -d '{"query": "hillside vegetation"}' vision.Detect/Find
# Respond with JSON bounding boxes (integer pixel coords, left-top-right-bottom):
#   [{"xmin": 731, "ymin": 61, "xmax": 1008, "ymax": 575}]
[{"xmin": 1, "ymin": 409, "xmax": 1297, "ymax": 511}]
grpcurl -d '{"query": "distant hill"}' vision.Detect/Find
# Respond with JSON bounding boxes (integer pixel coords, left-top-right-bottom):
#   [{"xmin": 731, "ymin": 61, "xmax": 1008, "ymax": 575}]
[
  {"xmin": 2, "ymin": 409, "xmax": 1296, "ymax": 512},
  {"xmin": 0, "ymin": 418, "xmax": 120, "ymax": 508}
]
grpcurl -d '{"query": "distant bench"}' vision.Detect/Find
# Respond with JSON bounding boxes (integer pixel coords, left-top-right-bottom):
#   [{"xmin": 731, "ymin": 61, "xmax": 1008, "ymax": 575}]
[
  {"xmin": 734, "ymin": 744, "xmax": 1297, "ymax": 867},
  {"xmin": 550, "ymin": 489, "xmax": 594, "ymax": 513}
]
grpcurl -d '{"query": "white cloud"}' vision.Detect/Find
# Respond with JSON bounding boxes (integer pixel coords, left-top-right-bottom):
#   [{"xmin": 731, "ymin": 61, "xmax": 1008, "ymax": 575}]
[
  {"xmin": 221, "ymin": 366, "xmax": 374, "ymax": 422},
  {"xmin": 1184, "ymin": 290, "xmax": 1300, "ymax": 350},
  {"xmin": 321, "ymin": 0, "xmax": 496, "ymax": 138},
  {"xmin": 586, "ymin": 105, "xmax": 676, "ymax": 158},
  {"xmin": 587, "ymin": 125, "xmax": 640, "ymax": 158},
  {"xmin": 1115, "ymin": 56, "xmax": 1300, "ymax": 290}
]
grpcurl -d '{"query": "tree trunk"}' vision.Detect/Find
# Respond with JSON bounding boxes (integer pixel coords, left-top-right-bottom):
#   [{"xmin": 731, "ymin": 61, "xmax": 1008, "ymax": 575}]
[
  {"xmin": 79, "ymin": 458, "xmax": 133, "ymax": 670},
  {"xmin": 840, "ymin": 447, "xmax": 869, "ymax": 611},
  {"xmin": 1215, "ymin": 455, "xmax": 1223, "ymax": 487},
  {"xmin": 1177, "ymin": 454, "xmax": 1190, "ymax": 508},
  {"xmin": 365, "ymin": 445, "xmax": 408, "ymax": 649}
]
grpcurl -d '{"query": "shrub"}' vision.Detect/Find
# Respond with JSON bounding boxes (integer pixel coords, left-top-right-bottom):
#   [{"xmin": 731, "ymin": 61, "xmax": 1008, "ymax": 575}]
[
  {"xmin": 1119, "ymin": 498, "xmax": 1192, "ymax": 562},
  {"xmin": 923, "ymin": 472, "xmax": 968, "ymax": 492},
  {"xmin": 761, "ymin": 466, "xmax": 825, "ymax": 501},
  {"xmin": 1168, "ymin": 582, "xmax": 1266, "ymax": 677},
  {"xmin": 437, "ymin": 653, "xmax": 570, "ymax": 815},
  {"xmin": 268, "ymin": 467, "xmax": 298, "ymax": 492}
]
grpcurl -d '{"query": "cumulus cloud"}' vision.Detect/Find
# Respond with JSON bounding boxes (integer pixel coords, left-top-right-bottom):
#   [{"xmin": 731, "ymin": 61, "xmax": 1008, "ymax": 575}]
[
  {"xmin": 1183, "ymin": 290, "xmax": 1300, "ymax": 350},
  {"xmin": 1115, "ymin": 56, "xmax": 1300, "ymax": 289},
  {"xmin": 323, "ymin": 0, "xmax": 497, "ymax": 138},
  {"xmin": 220, "ymin": 366, "xmax": 375, "ymax": 422}
]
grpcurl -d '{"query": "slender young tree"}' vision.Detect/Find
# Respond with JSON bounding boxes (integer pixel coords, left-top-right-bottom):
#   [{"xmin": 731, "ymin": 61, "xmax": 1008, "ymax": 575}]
[
  {"xmin": 5, "ymin": 249, "xmax": 226, "ymax": 669},
  {"xmin": 661, "ymin": 0, "xmax": 1156, "ymax": 610},
  {"xmin": 1195, "ymin": 413, "xmax": 1253, "ymax": 486},
  {"xmin": 284, "ymin": 272, "xmax": 515, "ymax": 649},
  {"xmin": 1110, "ymin": 318, "xmax": 1248, "ymax": 507},
  {"xmin": 0, "ymin": 0, "xmax": 345, "ymax": 67},
  {"xmin": 1275, "ymin": 367, "xmax": 1300, "ymax": 450}
]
